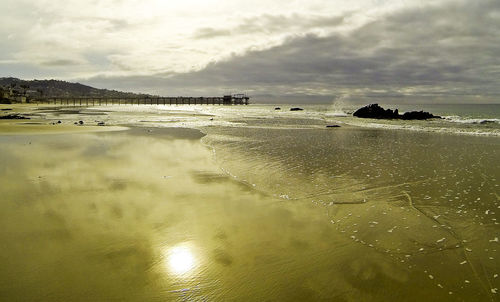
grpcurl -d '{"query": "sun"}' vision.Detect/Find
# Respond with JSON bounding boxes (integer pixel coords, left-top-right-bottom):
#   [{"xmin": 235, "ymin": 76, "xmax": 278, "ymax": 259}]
[{"xmin": 167, "ymin": 246, "xmax": 195, "ymax": 275}]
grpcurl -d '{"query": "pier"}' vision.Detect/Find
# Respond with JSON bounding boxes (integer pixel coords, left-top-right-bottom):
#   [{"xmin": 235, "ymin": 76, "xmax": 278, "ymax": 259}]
[{"xmin": 32, "ymin": 94, "xmax": 249, "ymax": 106}]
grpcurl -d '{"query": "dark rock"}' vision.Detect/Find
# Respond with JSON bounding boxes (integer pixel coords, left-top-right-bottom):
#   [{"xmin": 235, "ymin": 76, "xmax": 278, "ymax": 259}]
[
  {"xmin": 57, "ymin": 120, "xmax": 61, "ymax": 124},
  {"xmin": 326, "ymin": 125, "xmax": 341, "ymax": 128},
  {"xmin": 479, "ymin": 120, "xmax": 495, "ymax": 124},
  {"xmin": 353, "ymin": 104, "xmax": 440, "ymax": 120},
  {"xmin": 0, "ymin": 114, "xmax": 30, "ymax": 120},
  {"xmin": 353, "ymin": 104, "xmax": 399, "ymax": 119},
  {"xmin": 78, "ymin": 120, "xmax": 84, "ymax": 125},
  {"xmin": 97, "ymin": 121, "xmax": 105, "ymax": 126},
  {"xmin": 74, "ymin": 122, "xmax": 78, "ymax": 125},
  {"xmin": 401, "ymin": 111, "xmax": 439, "ymax": 120},
  {"xmin": 275, "ymin": 107, "xmax": 281, "ymax": 110},
  {"xmin": 290, "ymin": 107, "xmax": 303, "ymax": 111}
]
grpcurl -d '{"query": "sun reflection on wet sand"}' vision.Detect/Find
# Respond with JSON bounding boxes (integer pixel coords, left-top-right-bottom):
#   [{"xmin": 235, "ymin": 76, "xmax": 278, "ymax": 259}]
[{"xmin": 166, "ymin": 245, "xmax": 196, "ymax": 276}]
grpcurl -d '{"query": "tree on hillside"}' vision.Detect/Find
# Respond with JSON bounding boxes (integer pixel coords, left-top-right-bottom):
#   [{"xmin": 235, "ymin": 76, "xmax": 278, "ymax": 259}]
[{"xmin": 20, "ymin": 84, "xmax": 29, "ymax": 95}]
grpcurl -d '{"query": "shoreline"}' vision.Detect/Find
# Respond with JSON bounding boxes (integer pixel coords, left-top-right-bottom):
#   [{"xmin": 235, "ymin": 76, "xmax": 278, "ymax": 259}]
[
  {"xmin": 0, "ymin": 104, "xmax": 127, "ymax": 135},
  {"xmin": 1, "ymin": 103, "xmax": 499, "ymax": 139}
]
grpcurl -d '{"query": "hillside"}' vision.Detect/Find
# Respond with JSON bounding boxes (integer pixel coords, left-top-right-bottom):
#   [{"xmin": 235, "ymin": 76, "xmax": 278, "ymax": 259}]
[{"xmin": 0, "ymin": 77, "xmax": 151, "ymax": 99}]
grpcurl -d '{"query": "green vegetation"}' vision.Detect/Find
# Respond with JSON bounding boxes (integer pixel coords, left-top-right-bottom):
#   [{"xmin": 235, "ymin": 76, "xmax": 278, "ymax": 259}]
[{"xmin": 0, "ymin": 77, "xmax": 152, "ymax": 103}]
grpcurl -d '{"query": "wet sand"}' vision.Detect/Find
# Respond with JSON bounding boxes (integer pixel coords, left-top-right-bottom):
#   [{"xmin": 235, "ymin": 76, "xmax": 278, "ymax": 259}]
[
  {"xmin": 0, "ymin": 104, "xmax": 498, "ymax": 301},
  {"xmin": 0, "ymin": 104, "xmax": 127, "ymax": 135}
]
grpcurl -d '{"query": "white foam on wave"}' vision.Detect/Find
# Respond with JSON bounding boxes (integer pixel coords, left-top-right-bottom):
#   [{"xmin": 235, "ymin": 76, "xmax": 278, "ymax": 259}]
[
  {"xmin": 325, "ymin": 112, "xmax": 349, "ymax": 117},
  {"xmin": 343, "ymin": 119, "xmax": 500, "ymax": 137},
  {"xmin": 442, "ymin": 116, "xmax": 500, "ymax": 125}
]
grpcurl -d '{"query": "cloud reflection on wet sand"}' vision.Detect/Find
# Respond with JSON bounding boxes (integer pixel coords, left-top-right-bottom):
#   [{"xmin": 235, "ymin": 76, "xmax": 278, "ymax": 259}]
[{"xmin": 0, "ymin": 123, "xmax": 498, "ymax": 301}]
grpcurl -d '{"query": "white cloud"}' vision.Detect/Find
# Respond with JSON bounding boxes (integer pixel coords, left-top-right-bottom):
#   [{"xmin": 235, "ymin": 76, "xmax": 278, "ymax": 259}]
[
  {"xmin": 1, "ymin": 0, "xmax": 498, "ymax": 103},
  {"xmin": 1, "ymin": 0, "xmax": 434, "ymax": 77}
]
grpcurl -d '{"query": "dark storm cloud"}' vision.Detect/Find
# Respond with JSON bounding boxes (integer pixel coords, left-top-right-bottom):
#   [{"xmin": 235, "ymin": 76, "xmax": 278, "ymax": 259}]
[
  {"xmin": 85, "ymin": 0, "xmax": 500, "ymax": 102},
  {"xmin": 193, "ymin": 27, "xmax": 232, "ymax": 39},
  {"xmin": 40, "ymin": 59, "xmax": 82, "ymax": 66},
  {"xmin": 193, "ymin": 13, "xmax": 348, "ymax": 39}
]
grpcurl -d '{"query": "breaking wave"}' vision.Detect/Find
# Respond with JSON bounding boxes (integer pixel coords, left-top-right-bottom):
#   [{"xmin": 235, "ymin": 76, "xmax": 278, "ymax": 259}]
[{"xmin": 442, "ymin": 115, "xmax": 500, "ymax": 125}]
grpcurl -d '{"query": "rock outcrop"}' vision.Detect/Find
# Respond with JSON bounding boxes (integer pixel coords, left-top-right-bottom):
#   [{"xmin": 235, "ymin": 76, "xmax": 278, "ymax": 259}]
[
  {"xmin": 353, "ymin": 104, "xmax": 440, "ymax": 120},
  {"xmin": 0, "ymin": 114, "xmax": 30, "ymax": 119},
  {"xmin": 353, "ymin": 104, "xmax": 399, "ymax": 119},
  {"xmin": 401, "ymin": 111, "xmax": 437, "ymax": 120}
]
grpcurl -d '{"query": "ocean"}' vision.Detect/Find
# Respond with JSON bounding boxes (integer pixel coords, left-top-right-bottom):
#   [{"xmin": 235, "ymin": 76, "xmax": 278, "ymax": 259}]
[
  {"xmin": 0, "ymin": 102, "xmax": 498, "ymax": 301},
  {"xmin": 86, "ymin": 102, "xmax": 500, "ymax": 136}
]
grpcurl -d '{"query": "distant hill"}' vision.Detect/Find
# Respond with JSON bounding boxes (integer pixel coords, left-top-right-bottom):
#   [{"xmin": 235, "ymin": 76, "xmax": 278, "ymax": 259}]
[{"xmin": 0, "ymin": 77, "xmax": 151, "ymax": 99}]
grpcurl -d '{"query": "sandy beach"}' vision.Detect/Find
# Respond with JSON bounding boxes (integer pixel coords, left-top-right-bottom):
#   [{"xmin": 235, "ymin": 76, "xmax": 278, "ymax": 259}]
[{"xmin": 0, "ymin": 104, "xmax": 499, "ymax": 301}]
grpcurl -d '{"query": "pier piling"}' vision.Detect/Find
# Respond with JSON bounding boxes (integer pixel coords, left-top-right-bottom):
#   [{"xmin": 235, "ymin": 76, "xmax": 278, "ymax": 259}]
[{"xmin": 33, "ymin": 94, "xmax": 249, "ymax": 106}]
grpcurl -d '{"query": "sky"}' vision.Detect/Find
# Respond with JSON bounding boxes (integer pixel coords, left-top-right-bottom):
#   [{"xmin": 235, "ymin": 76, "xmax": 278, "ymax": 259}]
[{"xmin": 1, "ymin": 0, "xmax": 499, "ymax": 103}]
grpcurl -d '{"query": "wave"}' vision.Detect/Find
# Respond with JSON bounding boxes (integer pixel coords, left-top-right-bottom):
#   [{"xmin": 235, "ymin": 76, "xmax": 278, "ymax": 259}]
[
  {"xmin": 325, "ymin": 111, "xmax": 349, "ymax": 117},
  {"xmin": 442, "ymin": 115, "xmax": 500, "ymax": 125},
  {"xmin": 342, "ymin": 119, "xmax": 500, "ymax": 137}
]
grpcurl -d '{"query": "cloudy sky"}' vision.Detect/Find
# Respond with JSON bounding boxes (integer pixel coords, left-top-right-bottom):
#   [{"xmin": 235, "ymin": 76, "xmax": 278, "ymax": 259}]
[{"xmin": 1, "ymin": 0, "xmax": 499, "ymax": 103}]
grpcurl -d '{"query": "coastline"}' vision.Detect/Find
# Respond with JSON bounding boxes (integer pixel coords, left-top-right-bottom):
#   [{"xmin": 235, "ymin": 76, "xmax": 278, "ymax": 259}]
[{"xmin": 0, "ymin": 104, "xmax": 129, "ymax": 135}]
